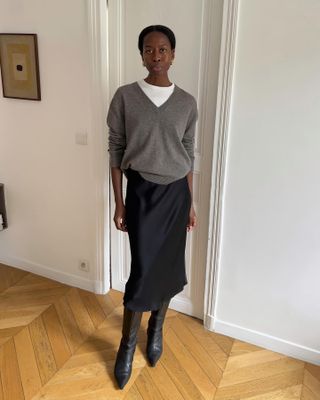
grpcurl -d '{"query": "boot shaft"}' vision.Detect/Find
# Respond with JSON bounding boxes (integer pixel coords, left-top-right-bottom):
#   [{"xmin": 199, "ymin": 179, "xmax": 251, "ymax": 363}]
[
  {"xmin": 122, "ymin": 307, "xmax": 143, "ymax": 345},
  {"xmin": 148, "ymin": 300, "xmax": 170, "ymax": 333}
]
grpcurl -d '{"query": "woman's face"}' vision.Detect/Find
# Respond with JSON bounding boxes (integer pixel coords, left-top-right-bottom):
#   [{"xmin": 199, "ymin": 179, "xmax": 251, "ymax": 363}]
[{"xmin": 141, "ymin": 31, "xmax": 175, "ymax": 76}]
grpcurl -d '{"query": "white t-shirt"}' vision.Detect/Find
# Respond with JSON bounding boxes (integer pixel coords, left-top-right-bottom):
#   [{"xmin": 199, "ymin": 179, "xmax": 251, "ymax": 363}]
[{"xmin": 137, "ymin": 79, "xmax": 175, "ymax": 107}]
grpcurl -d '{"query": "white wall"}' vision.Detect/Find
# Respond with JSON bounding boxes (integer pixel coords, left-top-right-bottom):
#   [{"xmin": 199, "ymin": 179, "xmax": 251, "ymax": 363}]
[
  {"xmin": 214, "ymin": 0, "xmax": 320, "ymax": 364},
  {"xmin": 0, "ymin": 0, "xmax": 105, "ymax": 291}
]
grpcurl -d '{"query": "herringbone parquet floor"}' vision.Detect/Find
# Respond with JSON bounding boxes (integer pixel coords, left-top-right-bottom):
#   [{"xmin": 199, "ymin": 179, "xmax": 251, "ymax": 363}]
[{"xmin": 0, "ymin": 263, "xmax": 319, "ymax": 399}]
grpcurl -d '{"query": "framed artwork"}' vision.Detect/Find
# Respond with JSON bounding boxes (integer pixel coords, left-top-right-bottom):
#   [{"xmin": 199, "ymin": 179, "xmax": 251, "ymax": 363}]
[{"xmin": 0, "ymin": 33, "xmax": 41, "ymax": 100}]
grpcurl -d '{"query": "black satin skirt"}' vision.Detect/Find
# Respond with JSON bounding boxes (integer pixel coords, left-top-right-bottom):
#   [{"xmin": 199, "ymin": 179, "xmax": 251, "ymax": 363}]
[{"xmin": 123, "ymin": 168, "xmax": 191, "ymax": 311}]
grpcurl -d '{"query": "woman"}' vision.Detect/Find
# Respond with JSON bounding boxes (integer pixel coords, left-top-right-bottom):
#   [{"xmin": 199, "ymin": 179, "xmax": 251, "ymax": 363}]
[{"xmin": 107, "ymin": 25, "xmax": 198, "ymax": 389}]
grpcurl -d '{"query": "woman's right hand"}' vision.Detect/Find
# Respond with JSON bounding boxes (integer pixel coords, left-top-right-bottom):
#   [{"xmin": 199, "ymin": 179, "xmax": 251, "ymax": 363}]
[{"xmin": 114, "ymin": 203, "xmax": 128, "ymax": 232}]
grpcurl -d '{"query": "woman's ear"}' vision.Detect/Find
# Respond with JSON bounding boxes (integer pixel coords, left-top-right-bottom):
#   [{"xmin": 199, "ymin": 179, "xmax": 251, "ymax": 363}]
[{"xmin": 171, "ymin": 49, "xmax": 175, "ymax": 61}]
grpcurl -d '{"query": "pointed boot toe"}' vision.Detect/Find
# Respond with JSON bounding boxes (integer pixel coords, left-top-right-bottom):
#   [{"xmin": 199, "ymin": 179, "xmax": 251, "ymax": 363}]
[
  {"xmin": 147, "ymin": 346, "xmax": 162, "ymax": 367},
  {"xmin": 114, "ymin": 348, "xmax": 133, "ymax": 389},
  {"xmin": 146, "ymin": 326, "xmax": 164, "ymax": 367},
  {"xmin": 114, "ymin": 370, "xmax": 130, "ymax": 390}
]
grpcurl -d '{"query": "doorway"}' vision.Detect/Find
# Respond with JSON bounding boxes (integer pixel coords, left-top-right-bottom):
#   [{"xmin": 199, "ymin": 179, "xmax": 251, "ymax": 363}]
[{"xmin": 107, "ymin": 0, "xmax": 224, "ymax": 319}]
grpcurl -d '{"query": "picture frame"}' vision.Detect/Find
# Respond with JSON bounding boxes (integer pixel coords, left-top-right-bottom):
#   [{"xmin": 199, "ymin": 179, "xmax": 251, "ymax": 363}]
[{"xmin": 0, "ymin": 33, "xmax": 41, "ymax": 100}]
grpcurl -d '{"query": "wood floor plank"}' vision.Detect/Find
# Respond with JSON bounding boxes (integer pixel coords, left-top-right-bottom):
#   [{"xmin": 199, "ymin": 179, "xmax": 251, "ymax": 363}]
[
  {"xmin": 78, "ymin": 289, "xmax": 107, "ymax": 328},
  {"xmin": 42, "ymin": 304, "xmax": 72, "ymax": 368},
  {"xmin": 303, "ymin": 370, "xmax": 320, "ymax": 399},
  {"xmin": 95, "ymin": 292, "xmax": 115, "ymax": 317},
  {"xmin": 64, "ymin": 346, "xmax": 145, "ymax": 371},
  {"xmin": 47, "ymin": 359, "xmax": 114, "ymax": 385},
  {"xmin": 240, "ymin": 384, "xmax": 302, "ymax": 399},
  {"xmin": 165, "ymin": 325, "xmax": 216, "ymax": 400},
  {"xmin": 161, "ymin": 334, "xmax": 205, "ymax": 400},
  {"xmin": 14, "ymin": 273, "xmax": 62, "ymax": 287},
  {"xmin": 301, "ymin": 384, "xmax": 320, "ymax": 400},
  {"xmin": 63, "ymin": 348, "xmax": 116, "ymax": 369},
  {"xmin": 177, "ymin": 313, "xmax": 228, "ymax": 371},
  {"xmin": 54, "ymin": 295, "xmax": 84, "ymax": 353},
  {"xmin": 226, "ymin": 349, "xmax": 288, "ymax": 372},
  {"xmin": 32, "ymin": 363, "xmax": 142, "ymax": 399},
  {"xmin": 0, "ymin": 338, "xmax": 11, "ymax": 348},
  {"xmin": 211, "ymin": 332, "xmax": 234, "ymax": 356},
  {"xmin": 214, "ymin": 368, "xmax": 304, "ymax": 400},
  {"xmin": 146, "ymin": 360, "xmax": 184, "ymax": 400},
  {"xmin": 66, "ymin": 288, "xmax": 95, "ymax": 338},
  {"xmin": 0, "ymin": 338, "xmax": 24, "ymax": 399},
  {"xmin": 305, "ymin": 363, "xmax": 320, "ymax": 383},
  {"xmin": 14, "ymin": 326, "xmax": 42, "ymax": 400},
  {"xmin": 3, "ymin": 285, "xmax": 68, "ymax": 296},
  {"xmin": 108, "ymin": 289, "xmax": 125, "ymax": 307},
  {"xmin": 29, "ymin": 315, "xmax": 58, "ymax": 384},
  {"xmin": 135, "ymin": 368, "xmax": 164, "ymax": 399},
  {"xmin": 98, "ymin": 306, "xmax": 124, "ymax": 330},
  {"xmin": 230, "ymin": 340, "xmax": 268, "ymax": 356},
  {"xmin": 170, "ymin": 315, "xmax": 222, "ymax": 388},
  {"xmin": 0, "ymin": 264, "xmax": 28, "ymax": 293},
  {"xmin": 0, "ymin": 286, "xmax": 69, "ymax": 311},
  {"xmin": 0, "ymin": 326, "xmax": 23, "ymax": 338},
  {"xmin": 32, "ymin": 375, "xmax": 115, "ymax": 399},
  {"xmin": 0, "ymin": 304, "xmax": 49, "ymax": 329},
  {"xmin": 0, "ymin": 370, "xmax": 4, "ymax": 400},
  {"xmin": 6, "ymin": 281, "xmax": 65, "ymax": 294},
  {"xmin": 219, "ymin": 357, "xmax": 304, "ymax": 388},
  {"xmin": 3, "ymin": 273, "xmax": 65, "ymax": 293},
  {"xmin": 74, "ymin": 325, "xmax": 123, "ymax": 355},
  {"xmin": 124, "ymin": 383, "xmax": 144, "ymax": 399}
]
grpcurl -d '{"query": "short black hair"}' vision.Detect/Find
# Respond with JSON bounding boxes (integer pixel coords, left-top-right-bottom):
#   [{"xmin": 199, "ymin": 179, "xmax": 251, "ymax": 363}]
[{"xmin": 138, "ymin": 25, "xmax": 176, "ymax": 54}]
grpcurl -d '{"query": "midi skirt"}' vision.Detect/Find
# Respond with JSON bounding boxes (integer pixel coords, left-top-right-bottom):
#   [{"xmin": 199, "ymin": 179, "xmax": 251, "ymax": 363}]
[{"xmin": 123, "ymin": 167, "xmax": 192, "ymax": 311}]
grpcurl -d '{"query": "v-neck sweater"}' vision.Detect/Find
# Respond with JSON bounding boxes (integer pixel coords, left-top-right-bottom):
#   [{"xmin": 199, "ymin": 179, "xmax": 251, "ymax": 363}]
[
  {"xmin": 107, "ymin": 81, "xmax": 198, "ymax": 184},
  {"xmin": 137, "ymin": 79, "xmax": 175, "ymax": 107}
]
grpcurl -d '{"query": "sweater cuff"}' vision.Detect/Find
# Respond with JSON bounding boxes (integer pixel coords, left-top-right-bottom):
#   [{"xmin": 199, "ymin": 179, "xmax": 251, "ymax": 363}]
[
  {"xmin": 108, "ymin": 150, "xmax": 123, "ymax": 167},
  {"xmin": 190, "ymin": 157, "xmax": 195, "ymax": 171}
]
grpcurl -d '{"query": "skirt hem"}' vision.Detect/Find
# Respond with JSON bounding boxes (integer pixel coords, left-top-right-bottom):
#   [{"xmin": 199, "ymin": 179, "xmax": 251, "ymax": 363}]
[{"xmin": 122, "ymin": 281, "xmax": 187, "ymax": 312}]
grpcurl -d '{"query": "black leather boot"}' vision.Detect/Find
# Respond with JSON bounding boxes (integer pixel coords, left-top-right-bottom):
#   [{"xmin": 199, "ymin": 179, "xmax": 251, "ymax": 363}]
[
  {"xmin": 146, "ymin": 300, "xmax": 170, "ymax": 367},
  {"xmin": 114, "ymin": 307, "xmax": 143, "ymax": 389}
]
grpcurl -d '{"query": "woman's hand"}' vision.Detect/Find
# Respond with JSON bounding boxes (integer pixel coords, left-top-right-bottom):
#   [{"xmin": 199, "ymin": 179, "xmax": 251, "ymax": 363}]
[
  {"xmin": 114, "ymin": 203, "xmax": 128, "ymax": 232},
  {"xmin": 187, "ymin": 205, "xmax": 197, "ymax": 232}
]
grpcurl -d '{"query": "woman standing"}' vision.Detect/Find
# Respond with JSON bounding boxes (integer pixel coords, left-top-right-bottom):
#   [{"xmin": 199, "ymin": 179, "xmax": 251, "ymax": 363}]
[{"xmin": 107, "ymin": 25, "xmax": 198, "ymax": 389}]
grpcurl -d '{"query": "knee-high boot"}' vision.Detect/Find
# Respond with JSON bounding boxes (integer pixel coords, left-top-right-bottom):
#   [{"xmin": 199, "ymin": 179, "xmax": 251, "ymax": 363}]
[
  {"xmin": 146, "ymin": 300, "xmax": 170, "ymax": 367},
  {"xmin": 114, "ymin": 307, "xmax": 143, "ymax": 389}
]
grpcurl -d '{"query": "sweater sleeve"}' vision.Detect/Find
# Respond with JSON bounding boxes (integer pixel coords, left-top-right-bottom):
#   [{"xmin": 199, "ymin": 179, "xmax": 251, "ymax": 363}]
[
  {"xmin": 107, "ymin": 88, "xmax": 126, "ymax": 168},
  {"xmin": 182, "ymin": 99, "xmax": 198, "ymax": 171}
]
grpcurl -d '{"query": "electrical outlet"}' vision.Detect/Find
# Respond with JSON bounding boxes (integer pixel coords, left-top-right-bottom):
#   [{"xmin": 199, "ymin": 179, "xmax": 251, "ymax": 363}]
[{"xmin": 79, "ymin": 259, "xmax": 89, "ymax": 272}]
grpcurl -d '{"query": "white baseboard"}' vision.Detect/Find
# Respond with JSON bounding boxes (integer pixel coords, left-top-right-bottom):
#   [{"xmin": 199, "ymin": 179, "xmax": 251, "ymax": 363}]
[
  {"xmin": 0, "ymin": 255, "xmax": 106, "ymax": 294},
  {"xmin": 94, "ymin": 279, "xmax": 109, "ymax": 294},
  {"xmin": 206, "ymin": 317, "xmax": 320, "ymax": 366}
]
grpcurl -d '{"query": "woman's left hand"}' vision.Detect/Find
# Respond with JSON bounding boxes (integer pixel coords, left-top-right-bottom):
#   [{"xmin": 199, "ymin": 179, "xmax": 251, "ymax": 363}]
[{"xmin": 187, "ymin": 205, "xmax": 197, "ymax": 232}]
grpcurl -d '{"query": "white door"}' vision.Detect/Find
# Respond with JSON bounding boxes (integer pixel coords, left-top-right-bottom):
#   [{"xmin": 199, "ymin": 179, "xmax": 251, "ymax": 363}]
[{"xmin": 108, "ymin": 0, "xmax": 223, "ymax": 319}]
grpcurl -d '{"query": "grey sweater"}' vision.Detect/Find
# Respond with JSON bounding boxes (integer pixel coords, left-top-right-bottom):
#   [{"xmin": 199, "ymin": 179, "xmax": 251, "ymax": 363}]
[{"xmin": 107, "ymin": 81, "xmax": 198, "ymax": 184}]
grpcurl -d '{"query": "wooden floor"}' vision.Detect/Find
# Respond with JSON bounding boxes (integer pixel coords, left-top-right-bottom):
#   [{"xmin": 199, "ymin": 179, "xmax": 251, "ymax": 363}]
[{"xmin": 0, "ymin": 263, "xmax": 319, "ymax": 400}]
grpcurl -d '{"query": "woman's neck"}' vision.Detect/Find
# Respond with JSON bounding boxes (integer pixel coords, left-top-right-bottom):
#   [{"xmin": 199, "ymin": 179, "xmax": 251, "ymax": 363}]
[{"xmin": 144, "ymin": 75, "xmax": 172, "ymax": 87}]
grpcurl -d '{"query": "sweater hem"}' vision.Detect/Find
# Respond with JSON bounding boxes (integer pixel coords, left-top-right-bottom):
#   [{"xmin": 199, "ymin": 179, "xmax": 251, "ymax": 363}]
[{"xmin": 138, "ymin": 171, "xmax": 188, "ymax": 185}]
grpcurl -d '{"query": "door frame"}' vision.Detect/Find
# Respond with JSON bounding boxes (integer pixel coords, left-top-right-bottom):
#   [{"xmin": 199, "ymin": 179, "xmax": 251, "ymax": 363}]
[
  {"xmin": 104, "ymin": 0, "xmax": 226, "ymax": 319},
  {"xmin": 86, "ymin": 0, "xmax": 240, "ymax": 322},
  {"xmin": 203, "ymin": 0, "xmax": 239, "ymax": 330},
  {"xmin": 87, "ymin": 0, "xmax": 110, "ymax": 294}
]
